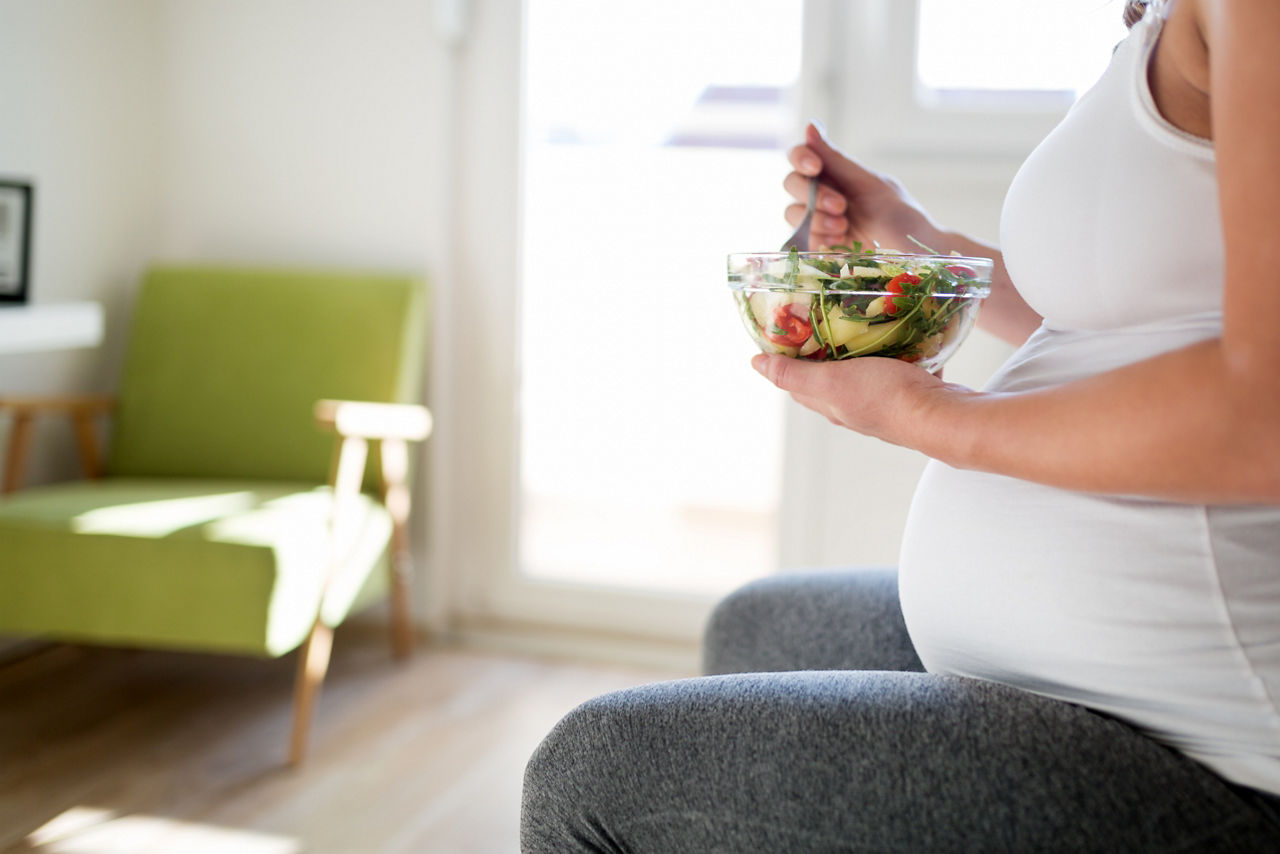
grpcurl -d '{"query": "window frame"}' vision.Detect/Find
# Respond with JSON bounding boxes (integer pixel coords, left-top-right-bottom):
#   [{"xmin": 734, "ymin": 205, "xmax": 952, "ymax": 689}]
[{"xmin": 822, "ymin": 0, "xmax": 1071, "ymax": 159}]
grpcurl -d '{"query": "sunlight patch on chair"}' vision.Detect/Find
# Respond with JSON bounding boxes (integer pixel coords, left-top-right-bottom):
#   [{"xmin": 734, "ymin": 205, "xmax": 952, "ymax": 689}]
[
  {"xmin": 27, "ymin": 806, "xmax": 301, "ymax": 854},
  {"xmin": 71, "ymin": 492, "xmax": 259, "ymax": 537},
  {"xmin": 205, "ymin": 489, "xmax": 333, "ymax": 545}
]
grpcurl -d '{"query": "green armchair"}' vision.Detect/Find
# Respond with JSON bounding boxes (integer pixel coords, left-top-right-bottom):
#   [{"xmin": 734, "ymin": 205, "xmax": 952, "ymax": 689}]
[{"xmin": 0, "ymin": 266, "xmax": 431, "ymax": 764}]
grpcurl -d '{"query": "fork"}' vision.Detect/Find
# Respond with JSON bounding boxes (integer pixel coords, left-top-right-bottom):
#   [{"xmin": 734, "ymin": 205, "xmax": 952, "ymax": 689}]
[{"xmin": 781, "ymin": 177, "xmax": 819, "ymax": 251}]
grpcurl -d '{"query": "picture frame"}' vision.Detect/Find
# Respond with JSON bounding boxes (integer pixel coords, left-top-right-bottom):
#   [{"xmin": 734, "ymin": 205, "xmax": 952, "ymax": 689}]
[{"xmin": 0, "ymin": 180, "xmax": 34, "ymax": 303}]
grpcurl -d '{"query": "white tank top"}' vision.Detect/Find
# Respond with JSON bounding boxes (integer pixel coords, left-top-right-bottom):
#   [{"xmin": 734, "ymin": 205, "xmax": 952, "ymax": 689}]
[{"xmin": 899, "ymin": 1, "xmax": 1280, "ymax": 796}]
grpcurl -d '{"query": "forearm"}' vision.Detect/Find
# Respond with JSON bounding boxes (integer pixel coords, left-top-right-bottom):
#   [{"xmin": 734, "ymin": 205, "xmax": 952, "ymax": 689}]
[
  {"xmin": 910, "ymin": 338, "xmax": 1280, "ymax": 504},
  {"xmin": 928, "ymin": 230, "xmax": 1042, "ymax": 348}
]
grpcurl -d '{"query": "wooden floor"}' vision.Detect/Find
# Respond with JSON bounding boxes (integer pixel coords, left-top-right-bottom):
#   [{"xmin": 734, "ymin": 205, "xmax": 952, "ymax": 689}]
[{"xmin": 0, "ymin": 627, "xmax": 688, "ymax": 853}]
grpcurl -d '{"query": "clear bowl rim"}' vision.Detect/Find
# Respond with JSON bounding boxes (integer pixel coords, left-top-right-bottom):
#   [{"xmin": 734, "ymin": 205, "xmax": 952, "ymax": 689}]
[
  {"xmin": 727, "ymin": 250, "xmax": 995, "ymax": 267},
  {"xmin": 728, "ymin": 284, "xmax": 992, "ymax": 297},
  {"xmin": 727, "ymin": 251, "xmax": 994, "ymax": 295}
]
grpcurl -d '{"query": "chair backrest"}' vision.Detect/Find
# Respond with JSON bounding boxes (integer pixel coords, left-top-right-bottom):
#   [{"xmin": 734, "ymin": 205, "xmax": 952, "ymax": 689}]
[{"xmin": 107, "ymin": 266, "xmax": 426, "ymax": 484}]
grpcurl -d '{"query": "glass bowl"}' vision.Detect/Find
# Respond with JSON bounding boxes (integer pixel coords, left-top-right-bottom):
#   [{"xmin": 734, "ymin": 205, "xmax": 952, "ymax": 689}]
[{"xmin": 728, "ymin": 250, "xmax": 993, "ymax": 373}]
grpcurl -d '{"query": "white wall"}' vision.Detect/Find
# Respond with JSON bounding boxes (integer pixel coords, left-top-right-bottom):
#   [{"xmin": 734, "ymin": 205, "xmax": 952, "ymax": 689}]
[
  {"xmin": 0, "ymin": 0, "xmax": 457, "ymax": 484},
  {"xmin": 0, "ymin": 0, "xmax": 165, "ymax": 482},
  {"xmin": 153, "ymin": 0, "xmax": 453, "ymax": 271}
]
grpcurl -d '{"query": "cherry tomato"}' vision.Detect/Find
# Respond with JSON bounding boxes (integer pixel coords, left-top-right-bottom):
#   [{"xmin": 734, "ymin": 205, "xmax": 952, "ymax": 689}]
[
  {"xmin": 765, "ymin": 304, "xmax": 813, "ymax": 346},
  {"xmin": 884, "ymin": 273, "xmax": 921, "ymax": 317}
]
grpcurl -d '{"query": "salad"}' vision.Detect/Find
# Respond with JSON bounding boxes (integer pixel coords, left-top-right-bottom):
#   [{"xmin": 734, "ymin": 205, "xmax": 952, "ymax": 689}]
[{"xmin": 727, "ymin": 246, "xmax": 993, "ymax": 372}]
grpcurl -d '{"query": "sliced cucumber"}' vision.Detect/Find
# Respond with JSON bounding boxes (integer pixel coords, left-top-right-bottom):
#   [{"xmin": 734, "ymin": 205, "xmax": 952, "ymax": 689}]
[{"xmin": 818, "ymin": 305, "xmax": 872, "ymax": 347}]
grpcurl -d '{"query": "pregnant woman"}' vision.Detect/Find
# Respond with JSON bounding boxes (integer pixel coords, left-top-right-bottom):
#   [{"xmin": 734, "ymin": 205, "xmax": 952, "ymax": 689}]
[{"xmin": 521, "ymin": 1, "xmax": 1280, "ymax": 849}]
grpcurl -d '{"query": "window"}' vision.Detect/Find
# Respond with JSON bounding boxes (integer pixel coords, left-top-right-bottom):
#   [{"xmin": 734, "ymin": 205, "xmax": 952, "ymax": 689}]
[
  {"xmin": 916, "ymin": 0, "xmax": 1130, "ymax": 107},
  {"xmin": 815, "ymin": 0, "xmax": 1131, "ymax": 158}
]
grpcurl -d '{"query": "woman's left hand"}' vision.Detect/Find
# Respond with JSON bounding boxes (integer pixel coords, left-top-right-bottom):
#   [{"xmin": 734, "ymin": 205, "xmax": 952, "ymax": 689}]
[{"xmin": 750, "ymin": 353, "xmax": 962, "ymax": 449}]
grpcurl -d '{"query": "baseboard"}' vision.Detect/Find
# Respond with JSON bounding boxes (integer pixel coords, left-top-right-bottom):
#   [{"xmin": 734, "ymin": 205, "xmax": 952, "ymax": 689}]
[{"xmin": 443, "ymin": 615, "xmax": 701, "ymax": 675}]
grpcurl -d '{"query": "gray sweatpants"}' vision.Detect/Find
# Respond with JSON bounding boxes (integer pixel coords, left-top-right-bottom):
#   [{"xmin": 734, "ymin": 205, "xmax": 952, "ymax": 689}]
[{"xmin": 521, "ymin": 570, "xmax": 1280, "ymax": 852}]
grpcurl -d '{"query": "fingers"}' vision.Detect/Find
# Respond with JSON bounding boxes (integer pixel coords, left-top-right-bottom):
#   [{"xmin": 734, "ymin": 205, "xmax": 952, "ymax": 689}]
[
  {"xmin": 785, "ymin": 122, "xmax": 881, "ymax": 250},
  {"xmin": 784, "ymin": 201, "xmax": 807, "ymax": 229},
  {"xmin": 787, "ymin": 143, "xmax": 823, "ymax": 178},
  {"xmin": 784, "ymin": 201, "xmax": 849, "ymax": 246},
  {"xmin": 751, "ymin": 353, "xmax": 823, "ymax": 395},
  {"xmin": 809, "ymin": 215, "xmax": 850, "ymax": 250},
  {"xmin": 804, "ymin": 122, "xmax": 851, "ymax": 171},
  {"xmin": 786, "ymin": 123, "xmax": 839, "ymax": 176},
  {"xmin": 751, "ymin": 353, "xmax": 785, "ymax": 386},
  {"xmin": 782, "ymin": 172, "xmax": 847, "ymax": 215},
  {"xmin": 802, "ymin": 121, "xmax": 884, "ymax": 197},
  {"xmin": 781, "ymin": 169, "xmax": 810, "ymax": 200},
  {"xmin": 752, "ymin": 355, "xmax": 843, "ymax": 425},
  {"xmin": 804, "ymin": 121, "xmax": 835, "ymax": 153},
  {"xmin": 782, "ymin": 171, "xmax": 849, "ymax": 248}
]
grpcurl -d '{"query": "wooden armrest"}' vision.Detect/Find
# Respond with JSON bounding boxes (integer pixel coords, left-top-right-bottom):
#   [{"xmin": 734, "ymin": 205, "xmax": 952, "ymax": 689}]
[
  {"xmin": 0, "ymin": 394, "xmax": 115, "ymax": 416},
  {"xmin": 313, "ymin": 400, "xmax": 433, "ymax": 442},
  {"xmin": 313, "ymin": 399, "xmax": 430, "ymax": 663}
]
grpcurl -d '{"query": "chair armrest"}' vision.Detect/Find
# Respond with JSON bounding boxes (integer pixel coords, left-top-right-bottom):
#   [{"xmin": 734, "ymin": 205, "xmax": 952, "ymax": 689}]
[
  {"xmin": 0, "ymin": 394, "xmax": 115, "ymax": 417},
  {"xmin": 312, "ymin": 399, "xmax": 431, "ymax": 661},
  {"xmin": 312, "ymin": 400, "xmax": 433, "ymax": 442}
]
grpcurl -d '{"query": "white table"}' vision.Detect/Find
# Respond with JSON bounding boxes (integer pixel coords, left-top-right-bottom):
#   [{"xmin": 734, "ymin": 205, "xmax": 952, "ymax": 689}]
[{"xmin": 0, "ymin": 303, "xmax": 105, "ymax": 354}]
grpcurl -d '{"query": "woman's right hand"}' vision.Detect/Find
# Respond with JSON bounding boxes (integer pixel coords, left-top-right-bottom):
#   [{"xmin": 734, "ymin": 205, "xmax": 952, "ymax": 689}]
[
  {"xmin": 787, "ymin": 122, "xmax": 1043, "ymax": 347},
  {"xmin": 785, "ymin": 122, "xmax": 943, "ymax": 253}
]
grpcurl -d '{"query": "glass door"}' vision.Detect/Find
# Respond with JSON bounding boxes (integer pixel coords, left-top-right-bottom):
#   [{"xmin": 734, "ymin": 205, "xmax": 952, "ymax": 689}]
[{"xmin": 516, "ymin": 0, "xmax": 804, "ymax": 599}]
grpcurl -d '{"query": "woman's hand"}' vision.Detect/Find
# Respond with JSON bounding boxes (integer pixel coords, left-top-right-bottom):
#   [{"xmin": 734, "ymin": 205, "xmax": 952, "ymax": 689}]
[
  {"xmin": 785, "ymin": 123, "xmax": 943, "ymax": 253},
  {"xmin": 751, "ymin": 352, "xmax": 963, "ymax": 449},
  {"xmin": 787, "ymin": 123, "xmax": 1043, "ymax": 345}
]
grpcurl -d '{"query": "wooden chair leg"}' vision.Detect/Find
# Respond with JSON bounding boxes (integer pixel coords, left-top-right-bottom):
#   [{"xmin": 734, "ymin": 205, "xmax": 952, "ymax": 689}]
[
  {"xmin": 2, "ymin": 412, "xmax": 35, "ymax": 494},
  {"xmin": 71, "ymin": 410, "xmax": 104, "ymax": 479},
  {"xmin": 389, "ymin": 546, "xmax": 414, "ymax": 659},
  {"xmin": 289, "ymin": 620, "xmax": 334, "ymax": 767},
  {"xmin": 380, "ymin": 438, "xmax": 414, "ymax": 659},
  {"xmin": 288, "ymin": 434, "xmax": 366, "ymax": 766}
]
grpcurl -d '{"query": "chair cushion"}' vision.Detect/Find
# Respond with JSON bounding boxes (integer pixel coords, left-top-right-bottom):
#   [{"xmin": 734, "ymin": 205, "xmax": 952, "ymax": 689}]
[
  {"xmin": 0, "ymin": 478, "xmax": 391, "ymax": 656},
  {"xmin": 108, "ymin": 267, "xmax": 426, "ymax": 486}
]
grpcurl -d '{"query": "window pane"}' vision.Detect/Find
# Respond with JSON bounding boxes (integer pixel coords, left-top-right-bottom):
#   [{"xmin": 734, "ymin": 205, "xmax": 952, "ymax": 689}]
[
  {"xmin": 519, "ymin": 0, "xmax": 802, "ymax": 595},
  {"xmin": 917, "ymin": 0, "xmax": 1130, "ymax": 99}
]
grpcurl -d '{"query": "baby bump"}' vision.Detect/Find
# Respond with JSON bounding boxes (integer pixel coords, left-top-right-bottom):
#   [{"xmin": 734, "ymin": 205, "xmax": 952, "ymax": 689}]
[{"xmin": 897, "ymin": 461, "xmax": 1222, "ymax": 697}]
